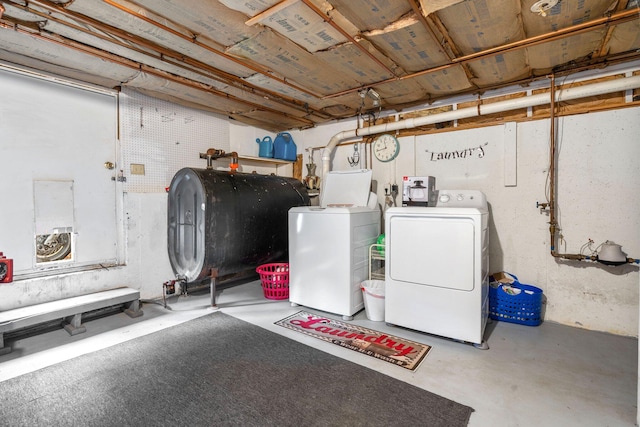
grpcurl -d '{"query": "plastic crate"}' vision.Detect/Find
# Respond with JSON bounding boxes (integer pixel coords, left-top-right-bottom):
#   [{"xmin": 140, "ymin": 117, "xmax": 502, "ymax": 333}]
[
  {"xmin": 256, "ymin": 263, "xmax": 289, "ymax": 300},
  {"xmin": 489, "ymin": 273, "xmax": 543, "ymax": 326}
]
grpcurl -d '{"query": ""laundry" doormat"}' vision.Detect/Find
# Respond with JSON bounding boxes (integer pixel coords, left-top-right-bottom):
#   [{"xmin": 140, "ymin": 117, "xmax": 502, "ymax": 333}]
[{"xmin": 275, "ymin": 311, "xmax": 431, "ymax": 371}]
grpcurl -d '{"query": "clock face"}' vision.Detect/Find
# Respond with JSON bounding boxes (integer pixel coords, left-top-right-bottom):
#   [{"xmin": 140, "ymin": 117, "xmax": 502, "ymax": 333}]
[{"xmin": 373, "ymin": 134, "xmax": 400, "ymax": 162}]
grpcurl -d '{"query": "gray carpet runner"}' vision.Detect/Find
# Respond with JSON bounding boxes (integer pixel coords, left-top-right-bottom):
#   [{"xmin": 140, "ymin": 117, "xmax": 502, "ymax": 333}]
[{"xmin": 0, "ymin": 312, "xmax": 473, "ymax": 426}]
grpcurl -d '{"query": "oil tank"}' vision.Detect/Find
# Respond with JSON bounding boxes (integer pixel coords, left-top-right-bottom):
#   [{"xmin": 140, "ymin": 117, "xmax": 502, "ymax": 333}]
[{"xmin": 167, "ymin": 168, "xmax": 309, "ymax": 283}]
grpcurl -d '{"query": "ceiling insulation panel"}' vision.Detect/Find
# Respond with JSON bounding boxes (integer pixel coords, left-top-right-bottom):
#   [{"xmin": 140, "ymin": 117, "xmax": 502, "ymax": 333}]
[
  {"xmin": 412, "ymin": 65, "xmax": 475, "ymax": 95},
  {"xmin": 327, "ymin": 0, "xmax": 412, "ymax": 32},
  {"xmin": 466, "ymin": 50, "xmax": 531, "ymax": 86},
  {"xmin": 0, "ymin": 0, "xmax": 637, "ymax": 131},
  {"xmin": 436, "ymin": 0, "xmax": 525, "ymax": 54},
  {"xmin": 251, "ymin": 1, "xmax": 348, "ymax": 53},
  {"xmin": 226, "ymin": 27, "xmax": 359, "ymax": 95},
  {"xmin": 606, "ymin": 19, "xmax": 640, "ymax": 54},
  {"xmin": 363, "ymin": 13, "xmax": 450, "ymax": 72},
  {"xmin": 527, "ymin": 30, "xmax": 609, "ymax": 72},
  {"xmin": 132, "ymin": 0, "xmax": 261, "ymax": 47}
]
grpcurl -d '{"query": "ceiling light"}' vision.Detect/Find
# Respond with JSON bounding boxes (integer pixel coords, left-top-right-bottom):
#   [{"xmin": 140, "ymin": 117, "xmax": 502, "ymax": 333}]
[{"xmin": 530, "ymin": 0, "xmax": 558, "ymax": 17}]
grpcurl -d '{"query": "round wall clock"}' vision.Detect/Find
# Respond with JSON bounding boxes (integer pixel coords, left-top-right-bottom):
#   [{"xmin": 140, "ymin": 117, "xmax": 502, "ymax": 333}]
[{"xmin": 373, "ymin": 134, "xmax": 400, "ymax": 162}]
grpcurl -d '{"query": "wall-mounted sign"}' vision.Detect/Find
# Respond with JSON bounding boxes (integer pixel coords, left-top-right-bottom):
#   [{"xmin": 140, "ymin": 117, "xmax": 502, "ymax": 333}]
[{"xmin": 425, "ymin": 142, "xmax": 488, "ymax": 162}]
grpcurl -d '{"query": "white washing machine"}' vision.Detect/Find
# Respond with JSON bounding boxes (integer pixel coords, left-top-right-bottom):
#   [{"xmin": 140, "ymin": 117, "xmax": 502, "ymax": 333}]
[
  {"xmin": 384, "ymin": 190, "xmax": 489, "ymax": 348},
  {"xmin": 288, "ymin": 170, "xmax": 380, "ymax": 320}
]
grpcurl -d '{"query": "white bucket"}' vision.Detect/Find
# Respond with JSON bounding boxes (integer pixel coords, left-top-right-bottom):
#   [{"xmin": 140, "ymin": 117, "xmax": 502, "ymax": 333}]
[{"xmin": 361, "ymin": 280, "xmax": 385, "ymax": 321}]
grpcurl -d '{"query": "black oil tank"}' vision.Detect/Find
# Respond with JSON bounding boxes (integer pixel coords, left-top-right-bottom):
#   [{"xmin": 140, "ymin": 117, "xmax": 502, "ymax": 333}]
[{"xmin": 167, "ymin": 168, "xmax": 309, "ymax": 283}]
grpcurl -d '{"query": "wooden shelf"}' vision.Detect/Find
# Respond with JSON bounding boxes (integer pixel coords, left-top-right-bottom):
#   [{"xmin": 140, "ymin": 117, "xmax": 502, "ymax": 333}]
[
  {"xmin": 238, "ymin": 155, "xmax": 293, "ymax": 165},
  {"xmin": 238, "ymin": 155, "xmax": 295, "ymax": 177}
]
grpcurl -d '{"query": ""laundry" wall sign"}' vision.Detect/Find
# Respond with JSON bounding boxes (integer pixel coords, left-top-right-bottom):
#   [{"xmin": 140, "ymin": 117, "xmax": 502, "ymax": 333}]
[{"xmin": 426, "ymin": 142, "xmax": 488, "ymax": 162}]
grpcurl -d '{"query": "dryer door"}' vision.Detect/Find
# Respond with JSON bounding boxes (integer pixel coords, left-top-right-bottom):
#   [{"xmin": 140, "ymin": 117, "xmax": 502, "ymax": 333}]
[{"xmin": 388, "ymin": 215, "xmax": 475, "ymax": 291}]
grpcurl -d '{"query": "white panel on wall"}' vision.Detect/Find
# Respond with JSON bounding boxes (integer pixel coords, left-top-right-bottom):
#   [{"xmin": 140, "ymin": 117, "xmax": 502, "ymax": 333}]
[
  {"xmin": 120, "ymin": 88, "xmax": 230, "ymax": 192},
  {"xmin": 415, "ymin": 125, "xmax": 502, "ymax": 186}
]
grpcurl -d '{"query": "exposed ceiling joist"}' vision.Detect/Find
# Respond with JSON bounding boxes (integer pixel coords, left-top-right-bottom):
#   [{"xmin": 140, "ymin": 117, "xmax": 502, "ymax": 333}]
[{"xmin": 0, "ymin": 0, "xmax": 637, "ymax": 132}]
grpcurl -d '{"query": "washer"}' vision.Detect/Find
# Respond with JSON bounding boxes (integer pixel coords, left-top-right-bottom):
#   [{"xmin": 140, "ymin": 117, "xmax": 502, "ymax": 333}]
[
  {"xmin": 384, "ymin": 190, "xmax": 489, "ymax": 348},
  {"xmin": 288, "ymin": 170, "xmax": 380, "ymax": 320}
]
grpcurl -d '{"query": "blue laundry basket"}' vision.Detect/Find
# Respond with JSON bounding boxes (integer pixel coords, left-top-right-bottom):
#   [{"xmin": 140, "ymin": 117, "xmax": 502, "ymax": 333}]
[{"xmin": 489, "ymin": 273, "xmax": 543, "ymax": 326}]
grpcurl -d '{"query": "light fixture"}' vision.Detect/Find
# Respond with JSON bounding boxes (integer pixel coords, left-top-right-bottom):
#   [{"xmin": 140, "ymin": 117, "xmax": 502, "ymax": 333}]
[
  {"xmin": 366, "ymin": 88, "xmax": 381, "ymax": 107},
  {"xmin": 530, "ymin": 0, "xmax": 558, "ymax": 17}
]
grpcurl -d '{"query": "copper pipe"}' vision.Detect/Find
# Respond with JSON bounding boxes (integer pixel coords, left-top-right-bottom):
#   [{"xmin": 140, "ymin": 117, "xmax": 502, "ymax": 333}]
[
  {"xmin": 100, "ymin": 0, "xmax": 322, "ymax": 99},
  {"xmin": 0, "ymin": 20, "xmax": 316, "ymax": 128},
  {"xmin": 202, "ymin": 149, "xmax": 239, "ymax": 172},
  {"xmin": 323, "ymin": 8, "xmax": 640, "ymax": 99},
  {"xmin": 452, "ymin": 9, "xmax": 640, "ymax": 65},
  {"xmin": 549, "ymin": 74, "xmax": 558, "ymax": 254},
  {"xmin": 20, "ymin": 0, "xmax": 327, "ymax": 117},
  {"xmin": 547, "ymin": 74, "xmax": 587, "ymax": 261},
  {"xmin": 2, "ymin": 2, "xmax": 323, "ymax": 125}
]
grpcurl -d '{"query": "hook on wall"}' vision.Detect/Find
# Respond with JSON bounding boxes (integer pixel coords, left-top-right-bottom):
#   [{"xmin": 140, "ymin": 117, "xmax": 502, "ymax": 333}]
[{"xmin": 347, "ymin": 144, "xmax": 360, "ymax": 167}]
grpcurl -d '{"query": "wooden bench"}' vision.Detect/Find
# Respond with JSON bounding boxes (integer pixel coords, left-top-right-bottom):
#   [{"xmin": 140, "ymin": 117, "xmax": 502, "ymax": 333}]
[{"xmin": 0, "ymin": 287, "xmax": 143, "ymax": 355}]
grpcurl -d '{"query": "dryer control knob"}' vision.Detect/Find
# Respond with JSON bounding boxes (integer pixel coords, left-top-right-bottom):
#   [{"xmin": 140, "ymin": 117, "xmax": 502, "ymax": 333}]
[{"xmin": 439, "ymin": 194, "xmax": 450, "ymax": 203}]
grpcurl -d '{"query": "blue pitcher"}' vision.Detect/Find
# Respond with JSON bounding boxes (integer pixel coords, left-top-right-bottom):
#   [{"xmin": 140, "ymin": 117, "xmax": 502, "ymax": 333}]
[
  {"xmin": 256, "ymin": 136, "xmax": 273, "ymax": 158},
  {"xmin": 273, "ymin": 132, "xmax": 297, "ymax": 161}
]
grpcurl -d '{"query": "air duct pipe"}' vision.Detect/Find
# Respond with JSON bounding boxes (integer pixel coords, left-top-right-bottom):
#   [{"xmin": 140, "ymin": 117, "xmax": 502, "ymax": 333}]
[{"xmin": 321, "ymin": 74, "xmax": 640, "ymax": 178}]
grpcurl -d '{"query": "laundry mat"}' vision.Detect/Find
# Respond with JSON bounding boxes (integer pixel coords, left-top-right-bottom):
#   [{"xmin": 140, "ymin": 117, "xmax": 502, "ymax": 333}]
[{"xmin": 275, "ymin": 311, "xmax": 431, "ymax": 371}]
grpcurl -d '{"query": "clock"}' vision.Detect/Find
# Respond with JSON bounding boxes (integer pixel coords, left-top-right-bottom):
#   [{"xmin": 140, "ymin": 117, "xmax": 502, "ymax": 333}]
[{"xmin": 373, "ymin": 134, "xmax": 400, "ymax": 162}]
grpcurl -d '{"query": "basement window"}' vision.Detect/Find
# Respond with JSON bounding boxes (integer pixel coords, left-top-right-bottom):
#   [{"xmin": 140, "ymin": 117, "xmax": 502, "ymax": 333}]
[{"xmin": 33, "ymin": 180, "xmax": 74, "ymax": 264}]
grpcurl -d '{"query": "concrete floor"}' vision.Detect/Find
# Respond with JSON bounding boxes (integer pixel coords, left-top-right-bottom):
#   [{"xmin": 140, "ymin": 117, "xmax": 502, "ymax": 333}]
[{"xmin": 0, "ymin": 280, "xmax": 637, "ymax": 427}]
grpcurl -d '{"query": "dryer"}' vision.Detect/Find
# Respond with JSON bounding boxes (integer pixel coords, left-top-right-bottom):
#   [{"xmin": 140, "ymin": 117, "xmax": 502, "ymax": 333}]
[{"xmin": 384, "ymin": 190, "xmax": 489, "ymax": 348}]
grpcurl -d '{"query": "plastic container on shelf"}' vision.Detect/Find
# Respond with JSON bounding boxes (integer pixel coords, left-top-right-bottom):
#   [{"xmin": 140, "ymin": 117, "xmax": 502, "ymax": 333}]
[
  {"xmin": 273, "ymin": 132, "xmax": 297, "ymax": 161},
  {"xmin": 256, "ymin": 136, "xmax": 273, "ymax": 158}
]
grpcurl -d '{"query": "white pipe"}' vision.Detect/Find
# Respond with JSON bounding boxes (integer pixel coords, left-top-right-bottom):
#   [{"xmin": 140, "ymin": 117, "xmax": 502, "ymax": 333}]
[{"xmin": 321, "ymin": 74, "xmax": 640, "ymax": 177}]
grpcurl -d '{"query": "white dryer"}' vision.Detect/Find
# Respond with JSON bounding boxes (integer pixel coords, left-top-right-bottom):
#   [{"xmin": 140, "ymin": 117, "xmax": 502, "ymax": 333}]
[{"xmin": 384, "ymin": 190, "xmax": 489, "ymax": 348}]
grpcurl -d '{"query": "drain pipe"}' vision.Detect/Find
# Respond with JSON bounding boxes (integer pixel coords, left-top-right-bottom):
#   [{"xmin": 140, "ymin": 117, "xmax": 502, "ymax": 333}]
[{"xmin": 321, "ymin": 74, "xmax": 640, "ymax": 179}]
